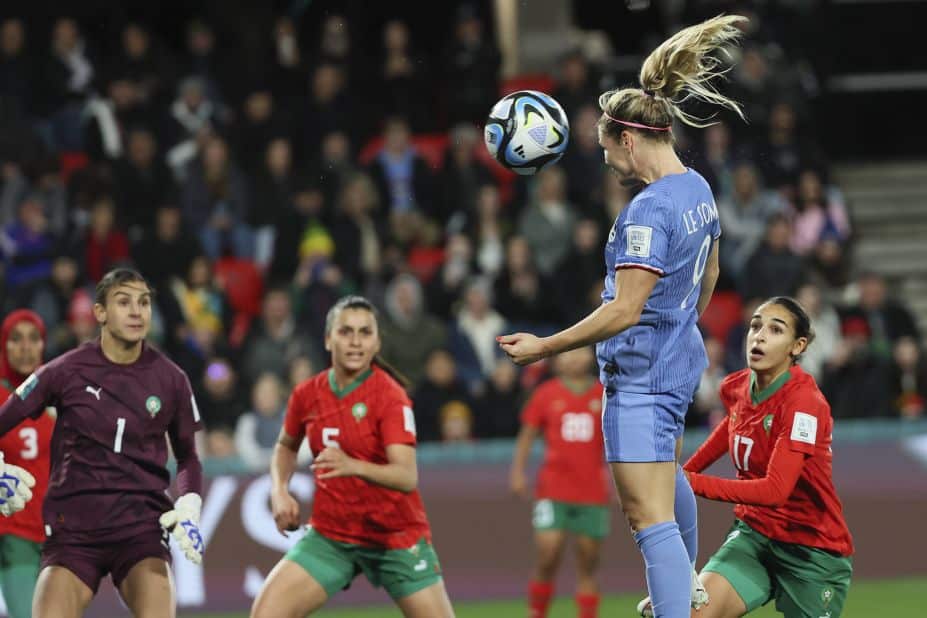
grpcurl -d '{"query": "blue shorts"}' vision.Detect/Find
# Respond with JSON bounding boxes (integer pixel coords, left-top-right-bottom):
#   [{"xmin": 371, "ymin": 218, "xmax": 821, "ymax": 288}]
[{"xmin": 600, "ymin": 383, "xmax": 696, "ymax": 462}]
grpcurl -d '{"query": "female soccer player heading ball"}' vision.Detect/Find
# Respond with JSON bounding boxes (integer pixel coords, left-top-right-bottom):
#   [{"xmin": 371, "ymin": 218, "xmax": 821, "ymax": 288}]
[
  {"xmin": 0, "ymin": 310, "xmax": 55, "ymax": 618},
  {"xmin": 0, "ymin": 268, "xmax": 204, "ymax": 618},
  {"xmin": 498, "ymin": 14, "xmax": 748, "ymax": 618},
  {"xmin": 664, "ymin": 297, "xmax": 853, "ymax": 617},
  {"xmin": 251, "ymin": 296, "xmax": 454, "ymax": 618}
]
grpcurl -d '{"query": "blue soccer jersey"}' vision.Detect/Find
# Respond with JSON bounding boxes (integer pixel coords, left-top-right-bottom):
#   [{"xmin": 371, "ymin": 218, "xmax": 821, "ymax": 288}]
[{"xmin": 598, "ymin": 168, "xmax": 720, "ymax": 394}]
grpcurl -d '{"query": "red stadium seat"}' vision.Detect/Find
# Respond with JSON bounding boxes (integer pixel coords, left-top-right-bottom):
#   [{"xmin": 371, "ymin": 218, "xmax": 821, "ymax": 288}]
[
  {"xmin": 500, "ymin": 74, "xmax": 556, "ymax": 96},
  {"xmin": 699, "ymin": 290, "xmax": 743, "ymax": 342},
  {"xmin": 213, "ymin": 258, "xmax": 264, "ymax": 347}
]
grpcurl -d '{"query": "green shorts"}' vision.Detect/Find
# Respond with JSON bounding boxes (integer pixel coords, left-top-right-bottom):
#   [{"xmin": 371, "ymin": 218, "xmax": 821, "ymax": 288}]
[
  {"xmin": 702, "ymin": 520, "xmax": 853, "ymax": 617},
  {"xmin": 285, "ymin": 528, "xmax": 442, "ymax": 601},
  {"xmin": 532, "ymin": 499, "xmax": 611, "ymax": 539}
]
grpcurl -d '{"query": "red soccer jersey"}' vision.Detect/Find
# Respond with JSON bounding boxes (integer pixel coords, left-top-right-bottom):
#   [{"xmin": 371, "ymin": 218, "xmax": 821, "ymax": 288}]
[
  {"xmin": 0, "ymin": 380, "xmax": 54, "ymax": 544},
  {"xmin": 521, "ymin": 378, "xmax": 610, "ymax": 505},
  {"xmin": 284, "ymin": 365, "xmax": 431, "ymax": 549},
  {"xmin": 707, "ymin": 366, "xmax": 853, "ymax": 555}
]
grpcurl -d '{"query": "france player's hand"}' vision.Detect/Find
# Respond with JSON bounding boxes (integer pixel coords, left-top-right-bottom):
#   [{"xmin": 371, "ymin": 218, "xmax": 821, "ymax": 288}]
[
  {"xmin": 159, "ymin": 493, "xmax": 204, "ymax": 564},
  {"xmin": 311, "ymin": 447, "xmax": 359, "ymax": 480},
  {"xmin": 0, "ymin": 452, "xmax": 35, "ymax": 517},
  {"xmin": 497, "ymin": 333, "xmax": 548, "ymax": 366},
  {"xmin": 270, "ymin": 488, "xmax": 300, "ymax": 537}
]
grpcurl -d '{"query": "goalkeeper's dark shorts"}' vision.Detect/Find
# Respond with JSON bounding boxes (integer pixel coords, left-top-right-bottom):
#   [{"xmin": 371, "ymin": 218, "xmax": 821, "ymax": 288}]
[{"xmin": 40, "ymin": 526, "xmax": 172, "ymax": 594}]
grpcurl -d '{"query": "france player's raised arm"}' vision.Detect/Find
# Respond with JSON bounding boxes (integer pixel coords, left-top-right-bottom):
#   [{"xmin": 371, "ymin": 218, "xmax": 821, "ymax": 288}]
[{"xmin": 0, "ymin": 364, "xmax": 57, "ymax": 437}]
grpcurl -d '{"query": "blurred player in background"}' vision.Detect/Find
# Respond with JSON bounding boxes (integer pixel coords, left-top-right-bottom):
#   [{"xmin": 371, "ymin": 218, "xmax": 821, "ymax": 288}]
[
  {"xmin": 509, "ymin": 346, "xmax": 610, "ymax": 618},
  {"xmin": 499, "ymin": 15, "xmax": 748, "ymax": 617},
  {"xmin": 0, "ymin": 310, "xmax": 54, "ymax": 618},
  {"xmin": 674, "ymin": 297, "xmax": 853, "ymax": 617},
  {"xmin": 0, "ymin": 268, "xmax": 204, "ymax": 618},
  {"xmin": 252, "ymin": 295, "xmax": 454, "ymax": 618}
]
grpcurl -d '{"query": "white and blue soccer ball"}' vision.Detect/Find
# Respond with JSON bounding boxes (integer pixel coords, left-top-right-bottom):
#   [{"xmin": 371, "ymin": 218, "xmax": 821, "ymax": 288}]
[{"xmin": 483, "ymin": 90, "xmax": 570, "ymax": 175}]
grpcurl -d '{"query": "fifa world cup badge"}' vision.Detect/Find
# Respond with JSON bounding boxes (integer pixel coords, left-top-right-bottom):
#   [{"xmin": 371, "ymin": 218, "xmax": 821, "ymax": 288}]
[
  {"xmin": 352, "ymin": 402, "xmax": 368, "ymax": 422},
  {"xmin": 146, "ymin": 395, "xmax": 162, "ymax": 418}
]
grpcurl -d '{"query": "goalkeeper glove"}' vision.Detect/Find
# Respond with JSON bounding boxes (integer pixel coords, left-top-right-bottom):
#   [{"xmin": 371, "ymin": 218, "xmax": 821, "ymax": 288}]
[
  {"xmin": 0, "ymin": 452, "xmax": 35, "ymax": 517},
  {"xmin": 159, "ymin": 493, "xmax": 204, "ymax": 564}
]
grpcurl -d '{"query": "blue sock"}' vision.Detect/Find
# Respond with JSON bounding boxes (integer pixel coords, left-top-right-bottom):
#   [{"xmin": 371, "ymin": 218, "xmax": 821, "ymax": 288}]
[
  {"xmin": 634, "ymin": 521, "xmax": 691, "ymax": 618},
  {"xmin": 675, "ymin": 465, "xmax": 698, "ymax": 566}
]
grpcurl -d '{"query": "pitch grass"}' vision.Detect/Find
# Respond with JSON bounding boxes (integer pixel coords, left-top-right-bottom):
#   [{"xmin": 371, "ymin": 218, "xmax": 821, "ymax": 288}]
[{"xmin": 182, "ymin": 576, "xmax": 925, "ymax": 617}]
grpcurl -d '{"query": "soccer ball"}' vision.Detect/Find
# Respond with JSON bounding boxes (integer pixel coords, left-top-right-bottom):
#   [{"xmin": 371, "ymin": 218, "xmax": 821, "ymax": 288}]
[{"xmin": 483, "ymin": 90, "xmax": 570, "ymax": 175}]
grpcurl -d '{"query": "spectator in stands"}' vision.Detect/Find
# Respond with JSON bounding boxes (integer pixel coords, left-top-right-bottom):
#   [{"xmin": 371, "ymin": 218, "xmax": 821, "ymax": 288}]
[
  {"xmin": 380, "ymin": 273, "xmax": 447, "ymax": 388},
  {"xmin": 183, "ymin": 20, "xmax": 230, "ymax": 111},
  {"xmin": 821, "ymin": 316, "xmax": 892, "ymax": 418},
  {"xmin": 729, "ymin": 46, "xmax": 776, "ymax": 139},
  {"xmin": 463, "ymin": 184, "xmax": 507, "ymax": 279},
  {"xmin": 301, "ymin": 63, "xmax": 353, "ymax": 155},
  {"xmin": 330, "ymin": 172, "xmax": 383, "ymax": 288},
  {"xmin": 40, "ymin": 17, "xmax": 95, "ymax": 151},
  {"xmin": 561, "ymin": 104, "xmax": 606, "ymax": 215},
  {"xmin": 250, "ymin": 137, "xmax": 295, "ymax": 268},
  {"xmin": 442, "ymin": 3, "xmax": 500, "ymax": 125},
  {"xmin": 428, "ymin": 233, "xmax": 478, "ymax": 319},
  {"xmin": 789, "ymin": 168, "xmax": 851, "ymax": 256},
  {"xmin": 440, "ymin": 401, "xmax": 475, "ymax": 443},
  {"xmin": 0, "ymin": 18, "xmax": 35, "ymax": 118},
  {"xmin": 518, "ymin": 166, "xmax": 576, "ymax": 276},
  {"xmin": 689, "ymin": 122, "xmax": 736, "ymax": 199},
  {"xmin": 166, "ymin": 76, "xmax": 218, "ymax": 178},
  {"xmin": 757, "ymin": 101, "xmax": 821, "ymax": 196},
  {"xmin": 111, "ymin": 23, "xmax": 171, "ymax": 107},
  {"xmin": 448, "ymin": 275, "xmax": 507, "ymax": 387},
  {"xmin": 197, "ymin": 356, "xmax": 247, "ymax": 438},
  {"xmin": 235, "ymin": 372, "xmax": 309, "ymax": 471},
  {"xmin": 81, "ymin": 197, "xmax": 131, "ymax": 283},
  {"xmin": 291, "ymin": 222, "xmax": 350, "ymax": 341},
  {"xmin": 180, "ymin": 134, "xmax": 253, "ymax": 259},
  {"xmin": 1, "ymin": 197, "xmax": 55, "ymax": 295},
  {"xmin": 378, "ymin": 19, "xmax": 432, "ymax": 132},
  {"xmin": 27, "ymin": 255, "xmax": 82, "ymax": 356},
  {"xmin": 413, "ymin": 348, "xmax": 475, "ymax": 442},
  {"xmin": 554, "ymin": 218, "xmax": 606, "ymax": 325},
  {"xmin": 269, "ymin": 180, "xmax": 326, "ymax": 281},
  {"xmin": 268, "ymin": 17, "xmax": 305, "ymax": 105},
  {"xmin": 0, "ymin": 157, "xmax": 68, "ymax": 238},
  {"xmin": 113, "ymin": 128, "xmax": 176, "ymax": 233},
  {"xmin": 716, "ymin": 161, "xmax": 785, "ymax": 278},
  {"xmin": 287, "ymin": 355, "xmax": 315, "ymax": 391},
  {"xmin": 844, "ymin": 271, "xmax": 921, "ymax": 360},
  {"xmin": 240, "ymin": 286, "xmax": 320, "ymax": 388},
  {"xmin": 552, "ymin": 49, "xmax": 600, "ymax": 120},
  {"xmin": 236, "ymin": 87, "xmax": 289, "ymax": 177},
  {"xmin": 170, "ymin": 255, "xmax": 227, "ymax": 345},
  {"xmin": 132, "ymin": 204, "xmax": 201, "ymax": 293},
  {"xmin": 494, "ymin": 236, "xmax": 558, "ymax": 330},
  {"xmin": 739, "ymin": 213, "xmax": 805, "ymax": 300},
  {"xmin": 889, "ymin": 336, "xmax": 927, "ymax": 419},
  {"xmin": 474, "ymin": 358, "xmax": 523, "ymax": 438},
  {"xmin": 314, "ymin": 130, "xmax": 354, "ymax": 206},
  {"xmin": 368, "ymin": 115, "xmax": 434, "ymax": 217},
  {"xmin": 438, "ymin": 123, "xmax": 495, "ymax": 227},
  {"xmin": 795, "ymin": 280, "xmax": 842, "ymax": 382},
  {"xmin": 83, "ymin": 74, "xmax": 153, "ymax": 162}
]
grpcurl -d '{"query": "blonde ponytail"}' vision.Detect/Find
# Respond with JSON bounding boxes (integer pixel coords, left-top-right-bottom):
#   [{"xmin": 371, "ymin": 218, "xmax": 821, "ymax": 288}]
[{"xmin": 598, "ymin": 14, "xmax": 748, "ymax": 139}]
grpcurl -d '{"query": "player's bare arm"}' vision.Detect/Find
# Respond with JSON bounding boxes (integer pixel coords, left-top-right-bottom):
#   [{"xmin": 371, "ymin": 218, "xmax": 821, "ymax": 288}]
[
  {"xmin": 509, "ymin": 424, "xmax": 538, "ymax": 499},
  {"xmin": 696, "ymin": 238, "xmax": 721, "ymax": 317},
  {"xmin": 313, "ymin": 443, "xmax": 418, "ymax": 493},
  {"xmin": 270, "ymin": 428, "xmax": 302, "ymax": 535},
  {"xmin": 499, "ymin": 267, "xmax": 658, "ymax": 365}
]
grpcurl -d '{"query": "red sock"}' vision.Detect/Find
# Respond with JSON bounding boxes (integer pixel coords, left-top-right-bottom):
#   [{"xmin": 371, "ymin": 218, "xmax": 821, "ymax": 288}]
[
  {"xmin": 576, "ymin": 592, "xmax": 600, "ymax": 618},
  {"xmin": 529, "ymin": 581, "xmax": 554, "ymax": 618}
]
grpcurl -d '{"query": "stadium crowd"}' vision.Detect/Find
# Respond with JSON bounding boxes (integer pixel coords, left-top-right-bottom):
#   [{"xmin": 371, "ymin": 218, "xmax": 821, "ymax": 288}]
[{"xmin": 0, "ymin": 3, "xmax": 923, "ymax": 464}]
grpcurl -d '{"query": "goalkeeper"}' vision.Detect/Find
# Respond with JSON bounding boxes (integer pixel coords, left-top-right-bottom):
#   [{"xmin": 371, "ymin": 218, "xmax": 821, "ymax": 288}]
[{"xmin": 0, "ymin": 269, "xmax": 204, "ymax": 618}]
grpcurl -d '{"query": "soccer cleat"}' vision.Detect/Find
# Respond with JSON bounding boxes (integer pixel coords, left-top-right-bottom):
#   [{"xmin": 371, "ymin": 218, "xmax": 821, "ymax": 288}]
[{"xmin": 636, "ymin": 568, "xmax": 709, "ymax": 616}]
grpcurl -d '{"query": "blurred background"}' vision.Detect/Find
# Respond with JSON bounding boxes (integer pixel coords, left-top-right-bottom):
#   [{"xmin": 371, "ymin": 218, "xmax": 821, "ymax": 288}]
[{"xmin": 0, "ymin": 0, "xmax": 925, "ymax": 615}]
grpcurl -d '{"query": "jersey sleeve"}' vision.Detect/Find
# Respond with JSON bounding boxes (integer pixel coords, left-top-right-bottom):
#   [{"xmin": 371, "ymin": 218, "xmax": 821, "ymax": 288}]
[
  {"xmin": 283, "ymin": 388, "xmax": 306, "ymax": 439},
  {"xmin": 614, "ymin": 196, "xmax": 673, "ymax": 276},
  {"xmin": 776, "ymin": 389, "xmax": 830, "ymax": 456},
  {"xmin": 520, "ymin": 388, "xmax": 546, "ymax": 429},
  {"xmin": 683, "ymin": 418, "xmax": 730, "ymax": 473},
  {"xmin": 168, "ymin": 370, "xmax": 203, "ymax": 443},
  {"xmin": 0, "ymin": 362, "xmax": 62, "ymax": 437},
  {"xmin": 711, "ymin": 200, "xmax": 721, "ymax": 240},
  {"xmin": 379, "ymin": 395, "xmax": 418, "ymax": 448}
]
